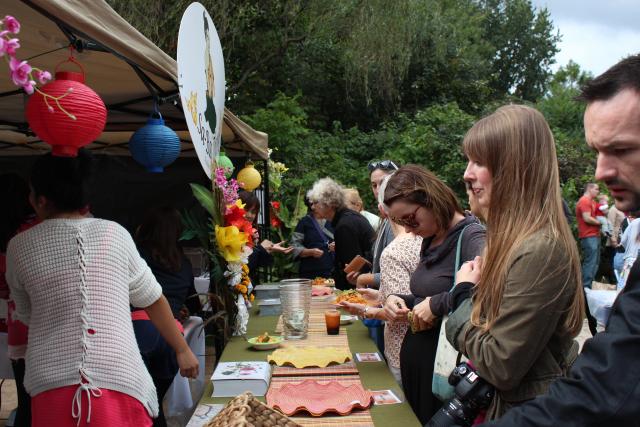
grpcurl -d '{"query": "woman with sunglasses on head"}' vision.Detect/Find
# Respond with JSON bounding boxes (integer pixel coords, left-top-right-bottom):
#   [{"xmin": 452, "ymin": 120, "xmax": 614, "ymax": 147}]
[
  {"xmin": 382, "ymin": 165, "xmax": 486, "ymax": 424},
  {"xmin": 445, "ymin": 105, "xmax": 584, "ymax": 421},
  {"xmin": 347, "ymin": 160, "xmax": 399, "ymax": 290}
]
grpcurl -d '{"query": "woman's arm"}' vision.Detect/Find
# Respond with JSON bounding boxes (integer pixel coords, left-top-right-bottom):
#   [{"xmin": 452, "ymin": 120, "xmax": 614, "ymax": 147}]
[
  {"xmin": 289, "ymin": 230, "xmax": 306, "ymax": 259},
  {"xmin": 145, "ymin": 295, "xmax": 199, "ymax": 378},
  {"xmin": 4, "ymin": 245, "xmax": 30, "ymax": 325},
  {"xmin": 449, "ymin": 239, "xmax": 574, "ymax": 391}
]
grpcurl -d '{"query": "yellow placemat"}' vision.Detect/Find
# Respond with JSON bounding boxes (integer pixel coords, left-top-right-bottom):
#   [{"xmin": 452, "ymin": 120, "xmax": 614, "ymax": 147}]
[{"xmin": 268, "ymin": 346, "xmax": 352, "ymax": 368}]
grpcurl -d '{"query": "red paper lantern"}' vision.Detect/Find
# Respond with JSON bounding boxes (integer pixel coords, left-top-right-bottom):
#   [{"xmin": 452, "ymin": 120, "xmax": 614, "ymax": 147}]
[{"xmin": 26, "ymin": 70, "xmax": 107, "ymax": 157}]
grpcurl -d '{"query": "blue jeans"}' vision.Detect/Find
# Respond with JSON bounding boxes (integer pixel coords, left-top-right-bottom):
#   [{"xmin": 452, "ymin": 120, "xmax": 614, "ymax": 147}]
[
  {"xmin": 580, "ymin": 236, "xmax": 600, "ymax": 288},
  {"xmin": 614, "ymin": 252, "xmax": 625, "ymax": 278}
]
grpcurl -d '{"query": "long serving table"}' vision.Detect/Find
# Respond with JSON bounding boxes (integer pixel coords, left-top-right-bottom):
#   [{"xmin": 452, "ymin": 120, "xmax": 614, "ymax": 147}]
[{"xmin": 194, "ymin": 295, "xmax": 421, "ymax": 427}]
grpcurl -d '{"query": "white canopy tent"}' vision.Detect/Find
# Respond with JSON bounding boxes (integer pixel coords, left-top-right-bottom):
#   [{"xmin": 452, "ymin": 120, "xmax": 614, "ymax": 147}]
[{"xmin": 0, "ymin": 0, "xmax": 268, "ymax": 160}]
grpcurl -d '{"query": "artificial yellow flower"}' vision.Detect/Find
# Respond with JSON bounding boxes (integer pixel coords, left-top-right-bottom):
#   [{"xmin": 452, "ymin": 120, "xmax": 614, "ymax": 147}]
[{"xmin": 215, "ymin": 225, "xmax": 248, "ymax": 262}]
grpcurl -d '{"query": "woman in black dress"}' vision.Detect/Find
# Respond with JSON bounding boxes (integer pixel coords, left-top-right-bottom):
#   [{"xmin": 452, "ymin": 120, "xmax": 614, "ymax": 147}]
[{"xmin": 382, "ymin": 165, "xmax": 485, "ymax": 424}]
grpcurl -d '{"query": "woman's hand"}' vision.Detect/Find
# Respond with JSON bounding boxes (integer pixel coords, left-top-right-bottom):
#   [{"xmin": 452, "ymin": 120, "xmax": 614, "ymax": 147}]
[
  {"xmin": 456, "ymin": 256, "xmax": 483, "ymax": 285},
  {"xmin": 355, "ymin": 273, "xmax": 375, "ymax": 289},
  {"xmin": 308, "ymin": 248, "xmax": 324, "ymax": 258},
  {"xmin": 412, "ymin": 297, "xmax": 437, "ymax": 330},
  {"xmin": 384, "ymin": 295, "xmax": 410, "ymax": 321},
  {"xmin": 338, "ymin": 301, "xmax": 364, "ymax": 315},
  {"xmin": 176, "ymin": 347, "xmax": 199, "ymax": 379},
  {"xmin": 271, "ymin": 241, "xmax": 294, "ymax": 254},
  {"xmin": 357, "ymin": 288, "xmax": 380, "ymax": 304},
  {"xmin": 346, "ymin": 271, "xmax": 360, "ymax": 285}
]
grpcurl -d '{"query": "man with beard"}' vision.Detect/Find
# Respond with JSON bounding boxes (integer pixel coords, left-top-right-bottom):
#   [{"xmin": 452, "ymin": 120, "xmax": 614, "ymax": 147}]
[{"xmin": 477, "ymin": 54, "xmax": 640, "ymax": 426}]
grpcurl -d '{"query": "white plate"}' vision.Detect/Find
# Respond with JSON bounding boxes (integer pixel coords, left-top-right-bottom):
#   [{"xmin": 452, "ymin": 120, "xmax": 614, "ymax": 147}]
[{"xmin": 340, "ymin": 315, "xmax": 357, "ymax": 325}]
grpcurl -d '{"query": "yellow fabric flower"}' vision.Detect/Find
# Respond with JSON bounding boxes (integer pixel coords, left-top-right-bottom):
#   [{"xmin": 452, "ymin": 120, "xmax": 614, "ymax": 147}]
[{"xmin": 215, "ymin": 225, "xmax": 248, "ymax": 262}]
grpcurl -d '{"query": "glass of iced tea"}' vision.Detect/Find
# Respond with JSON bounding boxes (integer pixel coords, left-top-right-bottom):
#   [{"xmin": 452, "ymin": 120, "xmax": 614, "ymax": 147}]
[{"xmin": 325, "ymin": 309, "xmax": 340, "ymax": 335}]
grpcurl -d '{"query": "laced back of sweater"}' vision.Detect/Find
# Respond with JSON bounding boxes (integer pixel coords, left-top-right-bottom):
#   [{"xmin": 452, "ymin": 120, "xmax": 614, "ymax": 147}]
[{"xmin": 5, "ymin": 218, "xmax": 162, "ymax": 420}]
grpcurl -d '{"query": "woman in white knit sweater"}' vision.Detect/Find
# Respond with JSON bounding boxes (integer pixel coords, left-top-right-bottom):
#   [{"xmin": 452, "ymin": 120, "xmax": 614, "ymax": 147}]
[{"xmin": 5, "ymin": 150, "xmax": 198, "ymax": 427}]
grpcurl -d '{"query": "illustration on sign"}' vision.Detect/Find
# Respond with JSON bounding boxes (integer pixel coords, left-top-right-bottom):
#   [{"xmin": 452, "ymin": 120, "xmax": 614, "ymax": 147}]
[{"xmin": 177, "ymin": 2, "xmax": 225, "ymax": 178}]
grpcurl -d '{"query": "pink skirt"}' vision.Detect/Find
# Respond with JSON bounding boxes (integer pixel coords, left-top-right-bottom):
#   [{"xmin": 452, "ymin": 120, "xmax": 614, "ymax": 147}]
[{"xmin": 32, "ymin": 385, "xmax": 153, "ymax": 427}]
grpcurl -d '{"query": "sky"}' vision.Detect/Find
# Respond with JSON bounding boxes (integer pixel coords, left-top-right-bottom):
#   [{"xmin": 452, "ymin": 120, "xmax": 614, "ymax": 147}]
[{"xmin": 530, "ymin": 0, "xmax": 640, "ymax": 77}]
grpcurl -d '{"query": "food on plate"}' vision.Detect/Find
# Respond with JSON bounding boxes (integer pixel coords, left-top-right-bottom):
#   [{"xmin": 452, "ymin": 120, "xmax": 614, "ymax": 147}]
[
  {"xmin": 312, "ymin": 277, "xmax": 336, "ymax": 287},
  {"xmin": 256, "ymin": 332, "xmax": 273, "ymax": 343},
  {"xmin": 335, "ymin": 290, "xmax": 367, "ymax": 305}
]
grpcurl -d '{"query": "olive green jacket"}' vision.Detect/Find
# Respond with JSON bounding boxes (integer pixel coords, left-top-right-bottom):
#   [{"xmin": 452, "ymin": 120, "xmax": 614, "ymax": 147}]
[{"xmin": 446, "ymin": 233, "xmax": 579, "ymax": 420}]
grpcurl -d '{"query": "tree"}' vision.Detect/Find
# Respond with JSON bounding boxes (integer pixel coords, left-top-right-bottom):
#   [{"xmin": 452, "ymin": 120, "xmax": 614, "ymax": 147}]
[
  {"xmin": 480, "ymin": 0, "xmax": 561, "ymax": 101},
  {"xmin": 108, "ymin": 0, "xmax": 560, "ymax": 129},
  {"xmin": 536, "ymin": 62, "xmax": 596, "ymax": 205}
]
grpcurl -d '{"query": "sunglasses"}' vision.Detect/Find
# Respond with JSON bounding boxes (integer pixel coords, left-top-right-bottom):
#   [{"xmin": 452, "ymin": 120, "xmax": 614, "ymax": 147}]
[
  {"xmin": 368, "ymin": 160, "xmax": 398, "ymax": 172},
  {"xmin": 391, "ymin": 205, "xmax": 422, "ymax": 228}
]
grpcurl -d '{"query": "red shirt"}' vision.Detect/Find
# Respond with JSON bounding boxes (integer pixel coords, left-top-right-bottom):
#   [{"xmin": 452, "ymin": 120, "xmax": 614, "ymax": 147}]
[{"xmin": 576, "ymin": 195, "xmax": 600, "ymax": 238}]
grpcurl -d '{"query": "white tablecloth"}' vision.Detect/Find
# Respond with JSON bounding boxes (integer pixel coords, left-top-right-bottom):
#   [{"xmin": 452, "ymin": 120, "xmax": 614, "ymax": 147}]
[
  {"xmin": 165, "ymin": 316, "xmax": 206, "ymax": 417},
  {"xmin": 585, "ymin": 288, "xmax": 618, "ymax": 327}
]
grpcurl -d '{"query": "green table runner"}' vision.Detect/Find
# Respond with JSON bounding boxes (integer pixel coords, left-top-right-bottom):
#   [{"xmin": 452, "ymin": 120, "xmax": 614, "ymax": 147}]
[{"xmin": 199, "ymin": 310, "xmax": 421, "ymax": 426}]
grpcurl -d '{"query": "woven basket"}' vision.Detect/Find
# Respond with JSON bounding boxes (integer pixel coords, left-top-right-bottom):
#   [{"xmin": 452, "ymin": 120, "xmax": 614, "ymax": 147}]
[{"xmin": 204, "ymin": 392, "xmax": 301, "ymax": 427}]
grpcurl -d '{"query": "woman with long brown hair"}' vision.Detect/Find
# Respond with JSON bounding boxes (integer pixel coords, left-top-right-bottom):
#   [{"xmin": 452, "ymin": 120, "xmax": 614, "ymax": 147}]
[{"xmin": 446, "ymin": 104, "xmax": 584, "ymax": 421}]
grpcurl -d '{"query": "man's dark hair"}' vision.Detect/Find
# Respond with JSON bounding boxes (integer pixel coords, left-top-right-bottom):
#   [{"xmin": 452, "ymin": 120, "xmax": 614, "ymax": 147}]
[{"xmin": 578, "ymin": 54, "xmax": 640, "ymax": 102}]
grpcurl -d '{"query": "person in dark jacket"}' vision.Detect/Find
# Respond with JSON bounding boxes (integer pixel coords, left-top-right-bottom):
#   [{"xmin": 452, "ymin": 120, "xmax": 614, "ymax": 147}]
[
  {"xmin": 477, "ymin": 53, "xmax": 640, "ymax": 427},
  {"xmin": 307, "ymin": 177, "xmax": 374, "ymax": 290},
  {"xmin": 134, "ymin": 206, "xmax": 201, "ymax": 427},
  {"xmin": 290, "ymin": 197, "xmax": 335, "ymax": 279}
]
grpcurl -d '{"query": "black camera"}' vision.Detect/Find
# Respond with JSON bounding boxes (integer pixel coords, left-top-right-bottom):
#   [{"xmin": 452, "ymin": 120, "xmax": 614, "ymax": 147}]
[{"xmin": 425, "ymin": 362, "xmax": 494, "ymax": 427}]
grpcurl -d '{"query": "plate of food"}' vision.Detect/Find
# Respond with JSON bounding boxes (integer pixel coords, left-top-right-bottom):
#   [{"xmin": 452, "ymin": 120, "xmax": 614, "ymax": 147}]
[
  {"xmin": 247, "ymin": 332, "xmax": 283, "ymax": 350},
  {"xmin": 312, "ymin": 277, "xmax": 336, "ymax": 287},
  {"xmin": 334, "ymin": 289, "xmax": 368, "ymax": 306},
  {"xmin": 340, "ymin": 314, "xmax": 357, "ymax": 325}
]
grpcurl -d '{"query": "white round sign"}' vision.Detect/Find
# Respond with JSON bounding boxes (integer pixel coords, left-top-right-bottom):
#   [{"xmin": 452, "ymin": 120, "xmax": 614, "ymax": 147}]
[{"xmin": 177, "ymin": 2, "xmax": 225, "ymax": 179}]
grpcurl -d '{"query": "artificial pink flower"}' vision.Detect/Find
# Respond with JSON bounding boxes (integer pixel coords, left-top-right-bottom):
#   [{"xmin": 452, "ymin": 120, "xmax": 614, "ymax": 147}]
[
  {"xmin": 22, "ymin": 80, "xmax": 35, "ymax": 95},
  {"xmin": 4, "ymin": 16, "xmax": 20, "ymax": 34},
  {"xmin": 5, "ymin": 38, "xmax": 19, "ymax": 56},
  {"xmin": 35, "ymin": 70, "xmax": 51, "ymax": 84},
  {"xmin": 9, "ymin": 57, "xmax": 31, "ymax": 87}
]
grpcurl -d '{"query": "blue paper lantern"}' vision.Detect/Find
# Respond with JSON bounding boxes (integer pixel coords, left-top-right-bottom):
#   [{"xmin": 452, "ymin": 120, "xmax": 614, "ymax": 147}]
[{"xmin": 129, "ymin": 114, "xmax": 181, "ymax": 172}]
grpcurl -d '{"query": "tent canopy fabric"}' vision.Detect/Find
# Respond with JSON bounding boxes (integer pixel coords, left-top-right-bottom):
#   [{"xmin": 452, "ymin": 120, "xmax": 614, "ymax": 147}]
[{"xmin": 0, "ymin": 0, "xmax": 268, "ymax": 159}]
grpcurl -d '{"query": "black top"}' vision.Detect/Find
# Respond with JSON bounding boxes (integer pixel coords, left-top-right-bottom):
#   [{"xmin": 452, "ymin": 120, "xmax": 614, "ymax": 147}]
[
  {"xmin": 481, "ymin": 258, "xmax": 640, "ymax": 427},
  {"xmin": 294, "ymin": 214, "xmax": 334, "ymax": 278},
  {"xmin": 248, "ymin": 244, "xmax": 273, "ymax": 284},
  {"xmin": 331, "ymin": 208, "xmax": 375, "ymax": 290},
  {"xmin": 138, "ymin": 248, "xmax": 199, "ymax": 318},
  {"xmin": 398, "ymin": 214, "xmax": 485, "ymax": 316}
]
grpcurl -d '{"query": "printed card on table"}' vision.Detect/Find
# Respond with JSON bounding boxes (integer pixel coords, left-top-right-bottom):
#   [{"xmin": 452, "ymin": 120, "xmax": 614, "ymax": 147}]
[
  {"xmin": 355, "ymin": 352, "xmax": 382, "ymax": 362},
  {"xmin": 371, "ymin": 389, "xmax": 402, "ymax": 405}
]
